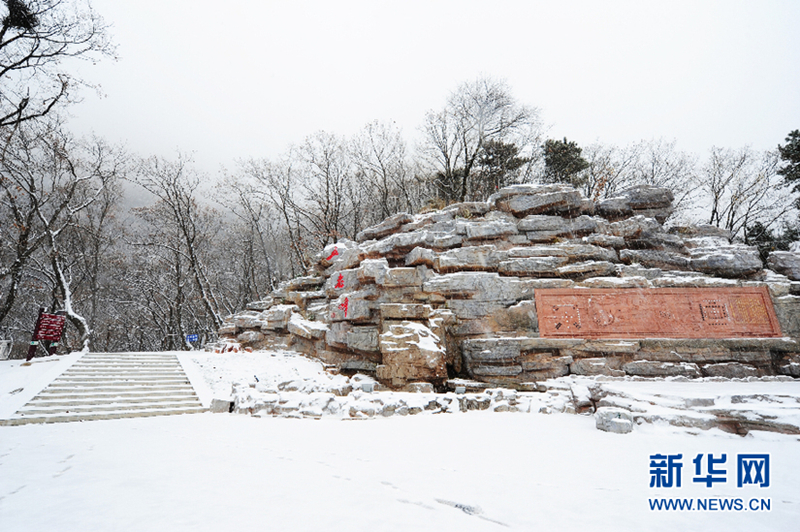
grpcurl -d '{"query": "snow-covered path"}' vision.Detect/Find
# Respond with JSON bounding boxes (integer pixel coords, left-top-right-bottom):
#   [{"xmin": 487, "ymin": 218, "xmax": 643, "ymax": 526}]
[{"xmin": 1, "ymin": 412, "xmax": 798, "ymax": 531}]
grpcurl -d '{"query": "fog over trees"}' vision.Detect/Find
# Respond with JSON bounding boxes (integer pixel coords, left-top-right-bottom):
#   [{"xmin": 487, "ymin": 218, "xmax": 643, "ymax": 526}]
[{"xmin": 1, "ymin": 1, "xmax": 797, "ymax": 355}]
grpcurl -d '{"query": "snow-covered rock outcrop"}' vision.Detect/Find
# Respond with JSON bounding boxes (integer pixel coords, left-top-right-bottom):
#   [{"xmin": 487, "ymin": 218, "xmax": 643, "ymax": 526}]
[{"xmin": 219, "ymin": 183, "xmax": 800, "ymax": 388}]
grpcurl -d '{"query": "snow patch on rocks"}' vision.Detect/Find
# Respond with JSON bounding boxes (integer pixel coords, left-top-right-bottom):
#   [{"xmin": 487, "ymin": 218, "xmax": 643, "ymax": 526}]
[{"xmin": 184, "ymin": 350, "xmax": 800, "ymax": 437}]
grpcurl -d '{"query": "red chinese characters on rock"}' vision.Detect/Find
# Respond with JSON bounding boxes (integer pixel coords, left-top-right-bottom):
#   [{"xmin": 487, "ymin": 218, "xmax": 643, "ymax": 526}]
[
  {"xmin": 535, "ymin": 287, "xmax": 782, "ymax": 339},
  {"xmin": 338, "ymin": 297, "xmax": 349, "ymax": 318},
  {"xmin": 335, "ymin": 273, "xmax": 344, "ymax": 289},
  {"xmin": 326, "ymin": 247, "xmax": 339, "ymax": 262}
]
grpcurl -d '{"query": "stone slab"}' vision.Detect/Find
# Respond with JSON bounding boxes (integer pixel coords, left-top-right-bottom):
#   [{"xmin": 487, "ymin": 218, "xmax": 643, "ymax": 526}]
[
  {"xmin": 535, "ymin": 287, "xmax": 782, "ymax": 339},
  {"xmin": 380, "ymin": 303, "xmax": 433, "ymax": 320}
]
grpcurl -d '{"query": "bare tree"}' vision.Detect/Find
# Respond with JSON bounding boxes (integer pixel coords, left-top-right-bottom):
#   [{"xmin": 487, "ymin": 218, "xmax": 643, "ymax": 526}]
[
  {"xmin": 132, "ymin": 155, "xmax": 224, "ymax": 334},
  {"xmin": 580, "ymin": 142, "xmax": 642, "ymax": 201},
  {"xmin": 240, "ymin": 132, "xmax": 364, "ymax": 267},
  {"xmin": 350, "ymin": 120, "xmax": 418, "ymax": 222},
  {"xmin": 236, "ymin": 156, "xmax": 311, "ymax": 276},
  {"xmin": 696, "ymin": 146, "xmax": 792, "ymax": 241},
  {"xmin": 420, "ymin": 76, "xmax": 542, "ymax": 202},
  {"xmin": 297, "ymin": 131, "xmax": 361, "ymax": 243},
  {"xmin": 0, "ymin": 120, "xmax": 123, "ymax": 350},
  {"xmin": 627, "ymin": 138, "xmax": 697, "ymax": 218},
  {"xmin": 576, "ymin": 138, "xmax": 697, "ymax": 221},
  {"xmin": 216, "ymin": 172, "xmax": 281, "ymax": 299},
  {"xmin": 0, "ymin": 0, "xmax": 114, "ymax": 128}
]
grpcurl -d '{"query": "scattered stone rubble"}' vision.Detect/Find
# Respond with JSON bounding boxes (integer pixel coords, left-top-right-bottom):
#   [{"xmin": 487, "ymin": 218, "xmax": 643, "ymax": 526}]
[
  {"xmin": 219, "ymin": 183, "xmax": 800, "ymax": 389},
  {"xmin": 225, "ymin": 368, "xmax": 800, "ymax": 436}
]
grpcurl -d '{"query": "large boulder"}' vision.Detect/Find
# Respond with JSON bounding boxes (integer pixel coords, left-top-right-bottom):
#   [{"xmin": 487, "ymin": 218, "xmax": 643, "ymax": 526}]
[
  {"xmin": 283, "ymin": 276, "xmax": 325, "ymax": 292},
  {"xmin": 356, "ymin": 212, "xmax": 414, "ymax": 242},
  {"xmin": 319, "ymin": 240, "xmax": 363, "ymax": 271},
  {"xmin": 377, "ymin": 322, "xmax": 447, "ymax": 386},
  {"xmin": 506, "ymin": 243, "xmax": 618, "ymax": 263},
  {"xmin": 363, "ymin": 230, "xmax": 463, "ymax": 257},
  {"xmin": 768, "ymin": 251, "xmax": 800, "ymax": 280},
  {"xmin": 498, "ymin": 256, "xmax": 570, "ymax": 276},
  {"xmin": 689, "ymin": 245, "xmax": 763, "ymax": 278},
  {"xmin": 570, "ymin": 357, "xmax": 625, "ymax": 377},
  {"xmin": 490, "ymin": 184, "xmax": 584, "ymax": 217},
  {"xmin": 287, "ymin": 313, "xmax": 329, "ymax": 340},
  {"xmin": 773, "ymin": 295, "xmax": 800, "ymax": 337},
  {"xmin": 433, "ymin": 245, "xmax": 504, "ymax": 273},
  {"xmin": 596, "ymin": 186, "xmax": 674, "ymax": 223},
  {"xmin": 463, "ymin": 220, "xmax": 519, "ymax": 240},
  {"xmin": 422, "ymin": 272, "xmax": 535, "ymax": 302},
  {"xmin": 556, "ymin": 260, "xmax": 617, "ymax": 279},
  {"xmin": 702, "ymin": 362, "xmax": 759, "ymax": 379},
  {"xmin": 324, "ymin": 268, "xmax": 361, "ymax": 297},
  {"xmin": 346, "ymin": 326, "xmax": 380, "ymax": 353},
  {"xmin": 595, "ymin": 407, "xmax": 634, "ymax": 434},
  {"xmin": 620, "ymin": 249, "xmax": 691, "ymax": 270},
  {"xmin": 619, "ymin": 185, "xmax": 674, "ymax": 210},
  {"xmin": 262, "ymin": 305, "xmax": 297, "ymax": 330},
  {"xmin": 622, "ymin": 360, "xmax": 702, "ymax": 378},
  {"xmin": 605, "ymin": 215, "xmax": 662, "ymax": 239},
  {"xmin": 518, "ymin": 214, "xmax": 598, "ymax": 242}
]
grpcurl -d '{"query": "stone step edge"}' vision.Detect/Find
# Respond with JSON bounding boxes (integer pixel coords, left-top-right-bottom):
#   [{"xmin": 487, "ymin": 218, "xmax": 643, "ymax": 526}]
[
  {"xmin": 50, "ymin": 378, "xmax": 192, "ymax": 383},
  {"xmin": 58, "ymin": 372, "xmax": 186, "ymax": 376},
  {"xmin": 82, "ymin": 353, "xmax": 181, "ymax": 356},
  {"xmin": 17, "ymin": 401, "xmax": 204, "ymax": 415},
  {"xmin": 40, "ymin": 382, "xmax": 193, "ymax": 393},
  {"xmin": 66, "ymin": 362, "xmax": 182, "ymax": 366},
  {"xmin": 0, "ymin": 408, "xmax": 208, "ymax": 426},
  {"xmin": 77, "ymin": 357, "xmax": 180, "ymax": 361},
  {"xmin": 32, "ymin": 391, "xmax": 199, "ymax": 400},
  {"xmin": 65, "ymin": 366, "xmax": 182, "ymax": 371},
  {"xmin": 61, "ymin": 371, "xmax": 185, "ymax": 376},
  {"xmin": 25, "ymin": 396, "xmax": 201, "ymax": 408},
  {"xmin": 39, "ymin": 385, "xmax": 196, "ymax": 392}
]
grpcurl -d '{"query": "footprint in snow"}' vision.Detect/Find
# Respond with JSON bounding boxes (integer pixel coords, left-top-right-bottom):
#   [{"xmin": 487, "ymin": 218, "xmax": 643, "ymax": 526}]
[
  {"xmin": 435, "ymin": 498, "xmax": 509, "ymax": 527},
  {"xmin": 53, "ymin": 466, "xmax": 72, "ymax": 478}
]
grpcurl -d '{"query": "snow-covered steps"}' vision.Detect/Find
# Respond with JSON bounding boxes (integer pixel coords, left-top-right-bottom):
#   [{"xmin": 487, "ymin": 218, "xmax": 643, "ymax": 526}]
[{"xmin": 0, "ymin": 352, "xmax": 206, "ymax": 425}]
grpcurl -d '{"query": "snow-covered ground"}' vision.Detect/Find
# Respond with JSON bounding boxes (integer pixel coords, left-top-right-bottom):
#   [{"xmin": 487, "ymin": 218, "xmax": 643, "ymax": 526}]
[
  {"xmin": 1, "ymin": 350, "xmax": 799, "ymax": 531},
  {"xmin": 0, "ymin": 353, "xmax": 83, "ymax": 419}
]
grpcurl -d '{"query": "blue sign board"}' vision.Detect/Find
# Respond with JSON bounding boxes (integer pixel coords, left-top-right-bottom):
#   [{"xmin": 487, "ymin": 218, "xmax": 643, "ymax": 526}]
[{"xmin": 186, "ymin": 334, "xmax": 199, "ymax": 343}]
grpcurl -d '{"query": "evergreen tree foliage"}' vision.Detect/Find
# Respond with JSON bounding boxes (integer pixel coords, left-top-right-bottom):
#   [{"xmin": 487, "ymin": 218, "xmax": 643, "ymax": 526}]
[
  {"xmin": 473, "ymin": 139, "xmax": 530, "ymax": 199},
  {"xmin": 777, "ymin": 130, "xmax": 800, "ymax": 206},
  {"xmin": 745, "ymin": 220, "xmax": 800, "ymax": 262},
  {"xmin": 543, "ymin": 137, "xmax": 589, "ymax": 186}
]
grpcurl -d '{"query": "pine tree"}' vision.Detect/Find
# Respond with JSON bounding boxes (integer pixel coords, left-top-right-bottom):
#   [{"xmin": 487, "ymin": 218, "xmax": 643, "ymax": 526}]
[
  {"xmin": 777, "ymin": 130, "xmax": 800, "ymax": 206},
  {"xmin": 472, "ymin": 140, "xmax": 530, "ymax": 199},
  {"xmin": 543, "ymin": 137, "xmax": 589, "ymax": 186}
]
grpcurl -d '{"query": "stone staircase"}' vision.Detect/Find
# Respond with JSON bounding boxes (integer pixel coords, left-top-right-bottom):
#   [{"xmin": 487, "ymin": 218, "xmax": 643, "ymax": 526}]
[{"xmin": 1, "ymin": 352, "xmax": 206, "ymax": 426}]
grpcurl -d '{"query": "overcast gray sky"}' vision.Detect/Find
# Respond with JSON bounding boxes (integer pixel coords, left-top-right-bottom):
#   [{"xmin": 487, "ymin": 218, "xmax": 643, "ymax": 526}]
[{"xmin": 67, "ymin": 0, "xmax": 800, "ymax": 173}]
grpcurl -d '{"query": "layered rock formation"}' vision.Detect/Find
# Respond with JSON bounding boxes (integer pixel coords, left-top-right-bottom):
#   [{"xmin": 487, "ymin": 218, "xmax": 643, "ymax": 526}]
[{"xmin": 219, "ymin": 184, "xmax": 800, "ymax": 388}]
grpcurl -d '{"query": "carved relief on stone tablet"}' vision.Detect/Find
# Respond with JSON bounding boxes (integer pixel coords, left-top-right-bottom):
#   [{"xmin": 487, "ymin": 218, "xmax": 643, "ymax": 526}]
[
  {"xmin": 588, "ymin": 298, "xmax": 615, "ymax": 327},
  {"xmin": 730, "ymin": 296, "xmax": 770, "ymax": 325},
  {"xmin": 534, "ymin": 287, "xmax": 781, "ymax": 339},
  {"xmin": 699, "ymin": 299, "xmax": 729, "ymax": 326}
]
